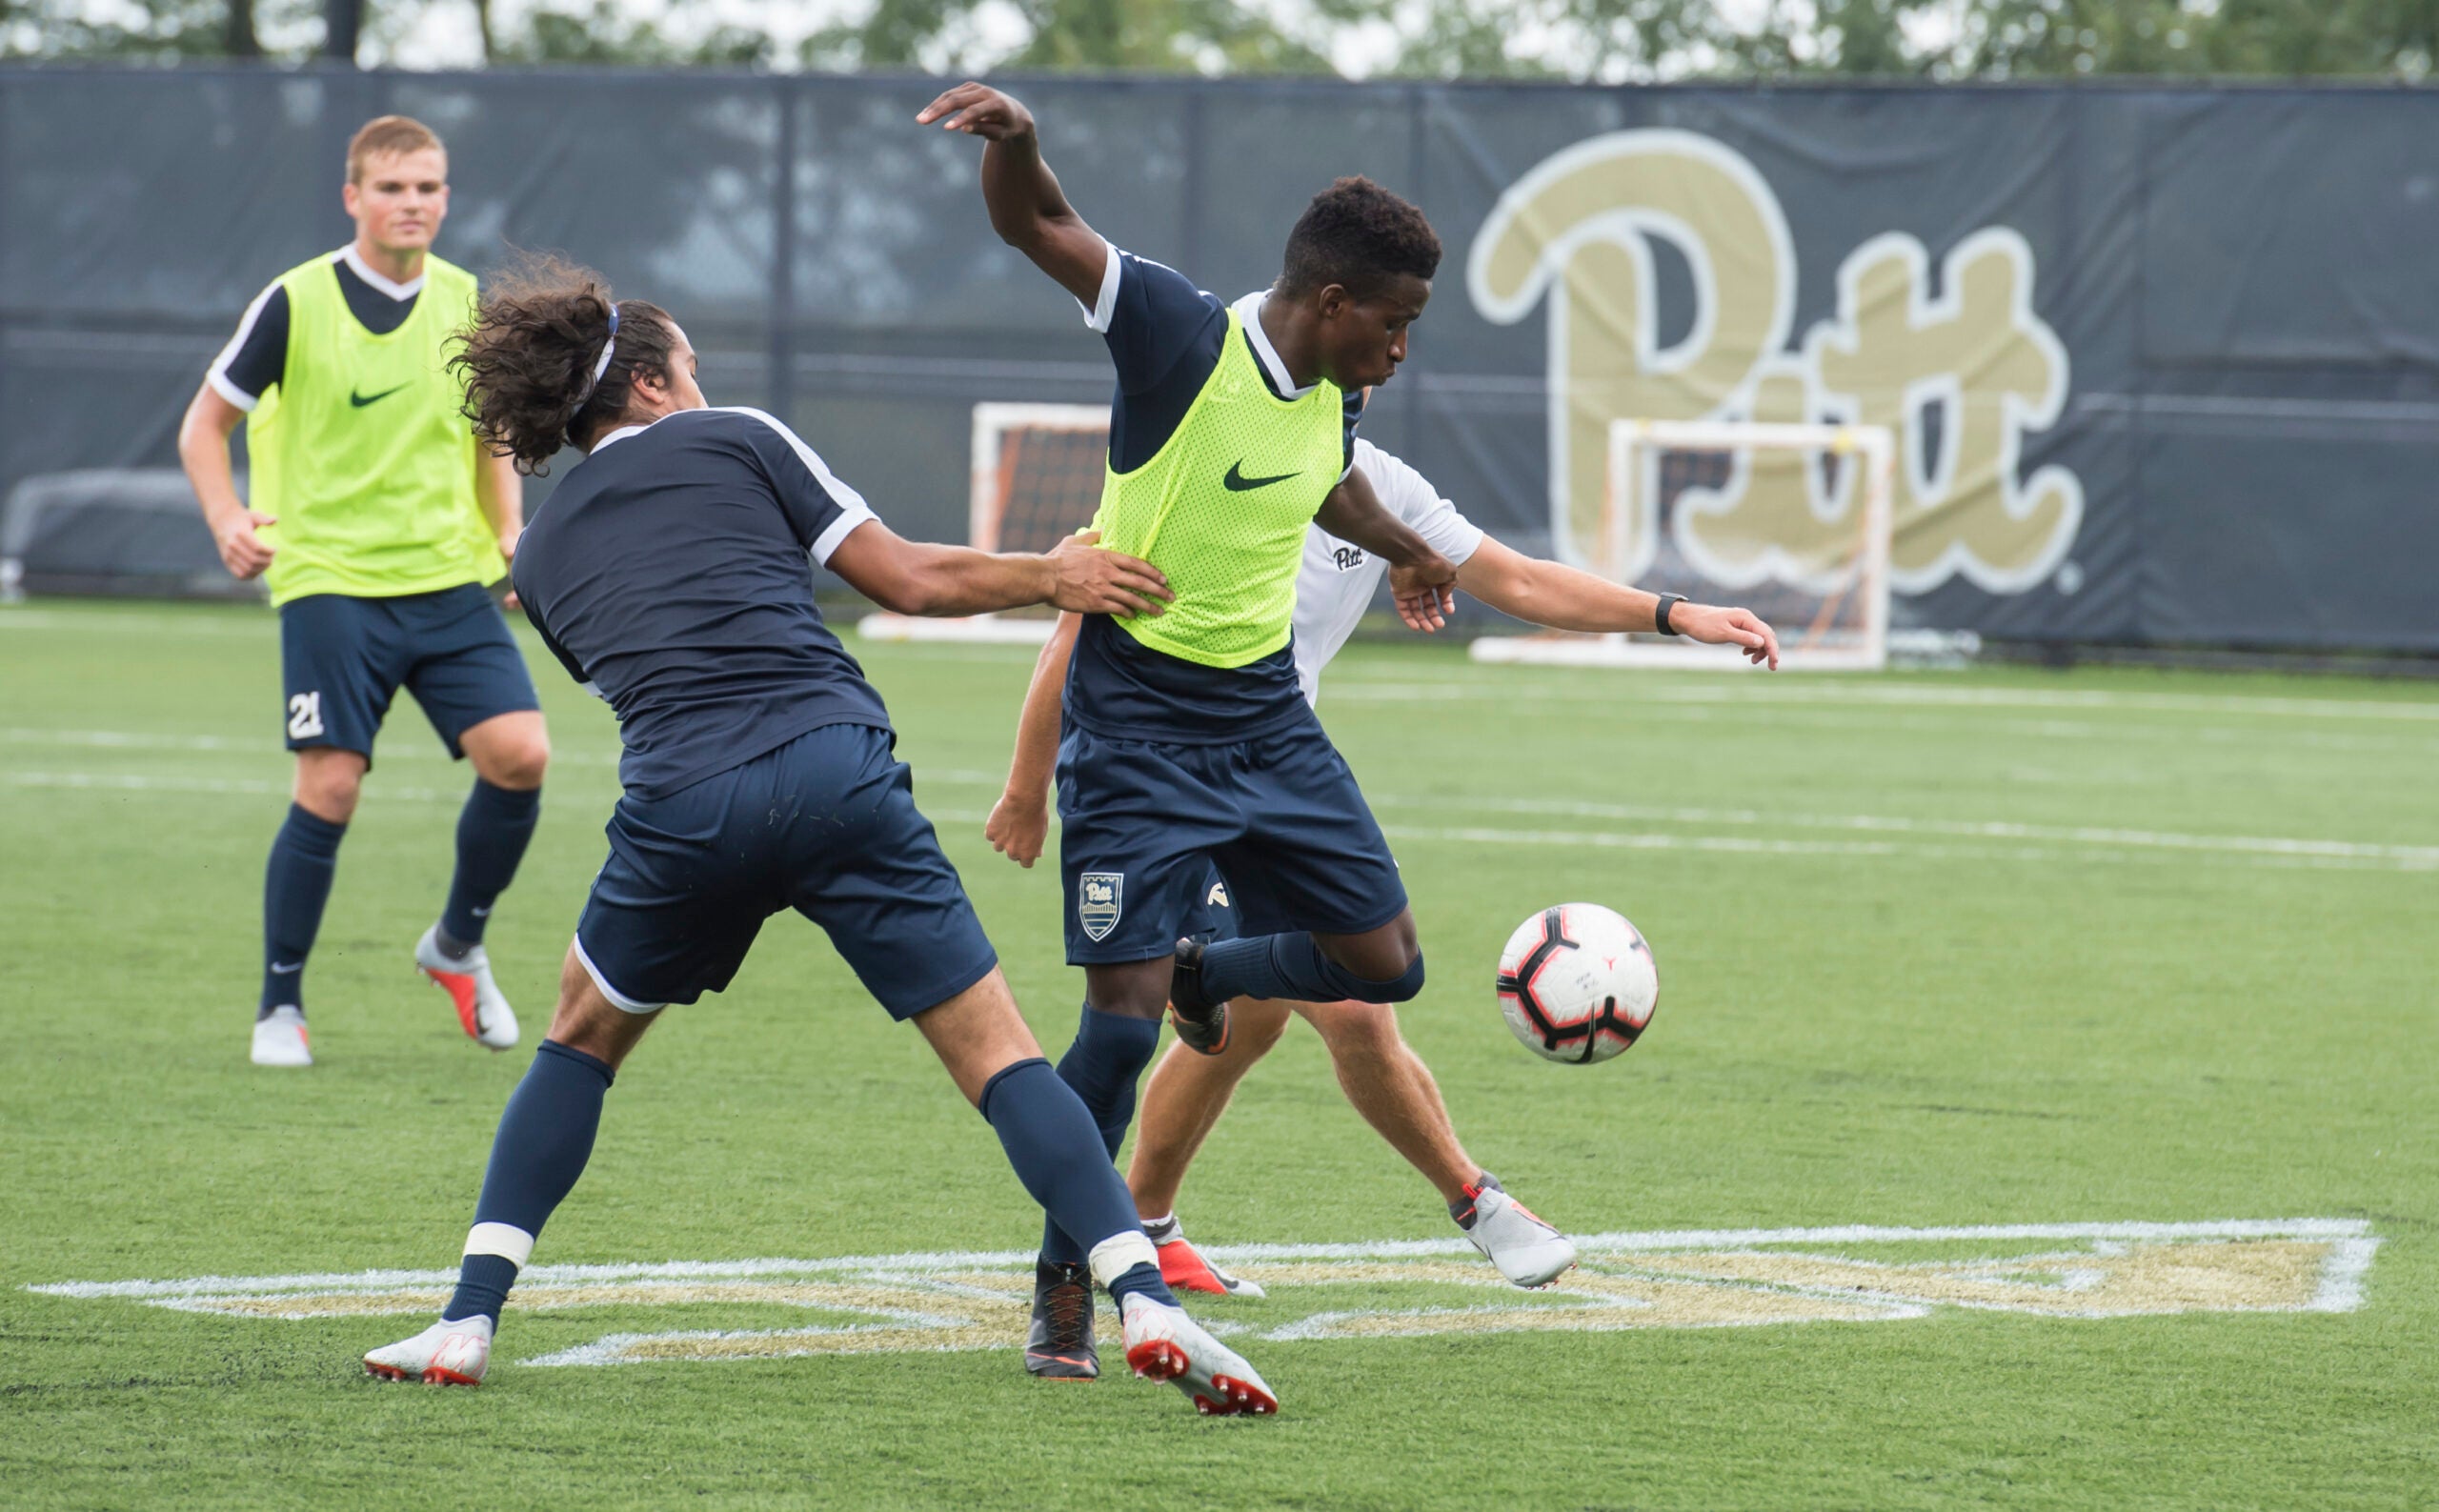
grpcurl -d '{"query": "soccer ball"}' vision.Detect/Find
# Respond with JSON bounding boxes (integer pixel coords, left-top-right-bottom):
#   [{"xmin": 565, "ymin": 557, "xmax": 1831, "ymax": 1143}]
[{"xmin": 1496, "ymin": 903, "xmax": 1658, "ymax": 1064}]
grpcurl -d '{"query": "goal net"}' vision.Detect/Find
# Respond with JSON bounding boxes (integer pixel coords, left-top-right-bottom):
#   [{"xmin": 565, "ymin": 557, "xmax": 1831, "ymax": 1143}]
[
  {"xmin": 1469, "ymin": 419, "xmax": 1895, "ymax": 673},
  {"xmin": 857, "ymin": 403, "xmax": 1109, "ymax": 645}
]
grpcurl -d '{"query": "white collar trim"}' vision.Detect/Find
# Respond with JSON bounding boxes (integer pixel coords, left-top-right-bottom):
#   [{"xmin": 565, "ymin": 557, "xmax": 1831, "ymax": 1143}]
[
  {"xmin": 338, "ymin": 244, "xmax": 426, "ymax": 301},
  {"xmin": 586, "ymin": 410, "xmax": 685, "ymax": 455},
  {"xmin": 1230, "ymin": 290, "xmax": 1315, "ymax": 400}
]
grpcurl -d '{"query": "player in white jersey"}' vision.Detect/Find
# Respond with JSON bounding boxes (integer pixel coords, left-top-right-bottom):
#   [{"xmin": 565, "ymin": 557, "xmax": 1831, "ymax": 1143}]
[{"xmin": 987, "ymin": 438, "xmax": 1777, "ymax": 1291}]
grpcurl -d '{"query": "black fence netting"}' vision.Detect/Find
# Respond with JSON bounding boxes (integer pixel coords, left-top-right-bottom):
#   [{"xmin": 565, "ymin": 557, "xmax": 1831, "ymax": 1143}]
[{"xmin": 7, "ymin": 67, "xmax": 2439, "ymax": 651}]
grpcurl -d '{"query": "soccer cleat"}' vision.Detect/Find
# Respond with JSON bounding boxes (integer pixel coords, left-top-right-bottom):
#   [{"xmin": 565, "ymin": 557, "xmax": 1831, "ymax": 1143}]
[
  {"xmin": 1144, "ymin": 1217, "xmax": 1266, "ymax": 1300},
  {"xmin": 250, "ymin": 1006, "xmax": 312, "ymax": 1067},
  {"xmin": 1023, "ymin": 1260, "xmax": 1099, "ymax": 1380},
  {"xmin": 1459, "ymin": 1180, "xmax": 1579, "ymax": 1288},
  {"xmin": 364, "ymin": 1316, "xmax": 493, "ymax": 1386},
  {"xmin": 1165, "ymin": 937, "xmax": 1230, "ymax": 1056},
  {"xmin": 1119, "ymin": 1291, "xmax": 1277, "ymax": 1417},
  {"xmin": 414, "ymin": 925, "xmax": 519, "ymax": 1051}
]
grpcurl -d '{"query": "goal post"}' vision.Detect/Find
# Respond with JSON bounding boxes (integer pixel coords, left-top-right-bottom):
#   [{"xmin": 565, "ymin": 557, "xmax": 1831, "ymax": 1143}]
[
  {"xmin": 1469, "ymin": 418, "xmax": 1896, "ymax": 673},
  {"xmin": 857, "ymin": 403, "xmax": 1111, "ymax": 646}
]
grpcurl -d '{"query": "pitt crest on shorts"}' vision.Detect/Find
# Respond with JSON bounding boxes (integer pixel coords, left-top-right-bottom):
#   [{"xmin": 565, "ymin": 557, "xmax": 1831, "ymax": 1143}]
[{"xmin": 1078, "ymin": 872, "xmax": 1124, "ymax": 941}]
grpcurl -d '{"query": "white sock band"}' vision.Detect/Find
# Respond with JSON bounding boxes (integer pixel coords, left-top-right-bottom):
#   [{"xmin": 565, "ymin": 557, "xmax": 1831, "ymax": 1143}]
[
  {"xmin": 1087, "ymin": 1231, "xmax": 1159, "ymax": 1293},
  {"xmin": 464, "ymin": 1221, "xmax": 534, "ymax": 1267}
]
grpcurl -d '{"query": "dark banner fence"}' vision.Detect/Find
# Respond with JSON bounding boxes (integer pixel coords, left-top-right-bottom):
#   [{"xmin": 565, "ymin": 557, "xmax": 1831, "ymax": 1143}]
[{"xmin": 7, "ymin": 68, "xmax": 2437, "ymax": 651}]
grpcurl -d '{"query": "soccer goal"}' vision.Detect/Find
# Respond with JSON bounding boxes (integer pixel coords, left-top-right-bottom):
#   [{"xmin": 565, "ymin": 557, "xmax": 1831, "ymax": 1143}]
[
  {"xmin": 1469, "ymin": 418, "xmax": 1895, "ymax": 673},
  {"xmin": 857, "ymin": 403, "xmax": 1110, "ymax": 645}
]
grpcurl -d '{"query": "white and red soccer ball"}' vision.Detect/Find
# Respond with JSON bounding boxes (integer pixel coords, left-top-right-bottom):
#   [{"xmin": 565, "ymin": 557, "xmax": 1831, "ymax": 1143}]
[{"xmin": 1496, "ymin": 903, "xmax": 1658, "ymax": 1064}]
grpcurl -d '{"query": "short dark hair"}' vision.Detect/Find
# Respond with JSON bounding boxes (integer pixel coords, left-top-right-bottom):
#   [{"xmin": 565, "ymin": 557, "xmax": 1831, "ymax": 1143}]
[
  {"xmin": 1279, "ymin": 177, "xmax": 1441, "ymax": 299},
  {"xmin": 451, "ymin": 252, "xmax": 680, "ymax": 474}
]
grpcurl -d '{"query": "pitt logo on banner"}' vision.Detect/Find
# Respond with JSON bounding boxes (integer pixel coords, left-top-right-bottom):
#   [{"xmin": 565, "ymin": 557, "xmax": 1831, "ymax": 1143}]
[{"xmin": 1467, "ymin": 130, "xmax": 2082, "ymax": 595}]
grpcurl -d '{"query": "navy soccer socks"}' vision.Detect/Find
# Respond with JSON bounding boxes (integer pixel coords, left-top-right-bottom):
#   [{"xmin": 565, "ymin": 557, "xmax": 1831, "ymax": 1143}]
[
  {"xmin": 982, "ymin": 1057, "xmax": 1176, "ymax": 1308},
  {"xmin": 260, "ymin": 803, "xmax": 346, "ymax": 1018},
  {"xmin": 1199, "ymin": 932, "xmax": 1426, "ymax": 1007},
  {"xmin": 1038, "ymin": 1006, "xmax": 1162, "ymax": 1266},
  {"xmin": 442, "ymin": 1039, "xmax": 615, "ymax": 1325},
  {"xmin": 437, "ymin": 779, "xmax": 541, "ymax": 951}
]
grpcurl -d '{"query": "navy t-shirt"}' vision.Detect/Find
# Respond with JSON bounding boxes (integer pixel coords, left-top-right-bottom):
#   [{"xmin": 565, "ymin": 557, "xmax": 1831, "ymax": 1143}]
[
  {"xmin": 513, "ymin": 406, "xmax": 892, "ymax": 799},
  {"xmin": 1066, "ymin": 246, "xmax": 1364, "ymax": 745}
]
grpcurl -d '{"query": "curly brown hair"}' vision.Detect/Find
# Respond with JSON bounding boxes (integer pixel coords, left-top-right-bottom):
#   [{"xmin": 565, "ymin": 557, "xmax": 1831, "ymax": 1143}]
[{"xmin": 452, "ymin": 253, "xmax": 677, "ymax": 475}]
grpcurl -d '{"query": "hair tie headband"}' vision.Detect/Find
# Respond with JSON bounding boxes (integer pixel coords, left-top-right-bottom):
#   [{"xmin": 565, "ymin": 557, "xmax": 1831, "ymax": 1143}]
[{"xmin": 586, "ymin": 303, "xmax": 620, "ymax": 393}]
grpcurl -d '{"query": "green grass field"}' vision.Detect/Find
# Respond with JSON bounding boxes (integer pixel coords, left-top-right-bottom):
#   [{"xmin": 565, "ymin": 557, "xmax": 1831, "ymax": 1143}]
[{"xmin": 3, "ymin": 597, "xmax": 2433, "ymax": 1510}]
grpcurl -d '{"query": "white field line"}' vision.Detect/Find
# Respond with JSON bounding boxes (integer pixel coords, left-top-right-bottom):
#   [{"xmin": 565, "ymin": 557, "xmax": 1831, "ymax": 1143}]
[
  {"xmin": 22, "ymin": 1219, "xmax": 2373, "ymax": 1302},
  {"xmin": 6, "ymin": 767, "xmax": 2428, "ymax": 873},
  {"xmin": 1323, "ymin": 679, "xmax": 2439, "ymax": 723},
  {"xmin": 3, "ymin": 726, "xmax": 2419, "ymax": 865},
  {"xmin": 1371, "ymin": 794, "xmax": 2439, "ymax": 869},
  {"xmin": 0, "ymin": 730, "xmax": 1006, "ymax": 788},
  {"xmin": 0, "ymin": 610, "xmax": 273, "ymax": 637},
  {"xmin": 2313, "ymin": 1237, "xmax": 2385, "ymax": 1313},
  {"xmin": 1341, "ymin": 698, "xmax": 2439, "ymax": 757}
]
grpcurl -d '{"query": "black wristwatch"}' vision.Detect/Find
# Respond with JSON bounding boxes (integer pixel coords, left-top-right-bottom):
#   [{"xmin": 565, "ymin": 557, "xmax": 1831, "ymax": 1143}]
[{"xmin": 1654, "ymin": 594, "xmax": 1685, "ymax": 637}]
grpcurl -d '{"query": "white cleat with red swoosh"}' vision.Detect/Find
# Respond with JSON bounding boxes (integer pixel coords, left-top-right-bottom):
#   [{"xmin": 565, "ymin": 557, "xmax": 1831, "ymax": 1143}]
[{"xmin": 414, "ymin": 926, "xmax": 519, "ymax": 1051}]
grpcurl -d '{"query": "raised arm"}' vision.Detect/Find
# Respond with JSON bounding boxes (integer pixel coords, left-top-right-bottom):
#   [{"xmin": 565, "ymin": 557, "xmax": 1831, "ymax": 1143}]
[
  {"xmin": 1315, "ymin": 467, "xmax": 1457, "ymax": 631},
  {"xmin": 1457, "ymin": 535, "xmax": 1780, "ymax": 668},
  {"xmin": 985, "ymin": 611, "xmax": 1079, "ymax": 868},
  {"xmin": 917, "ymin": 83, "xmax": 1109, "ymax": 309},
  {"xmin": 177, "ymin": 381, "xmax": 276, "ymax": 580},
  {"xmin": 826, "ymin": 523, "xmax": 1170, "ymax": 621}
]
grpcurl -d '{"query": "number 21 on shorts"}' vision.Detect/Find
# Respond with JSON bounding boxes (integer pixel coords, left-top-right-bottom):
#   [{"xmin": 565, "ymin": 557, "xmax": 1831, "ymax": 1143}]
[{"xmin": 288, "ymin": 691, "xmax": 325, "ymax": 740}]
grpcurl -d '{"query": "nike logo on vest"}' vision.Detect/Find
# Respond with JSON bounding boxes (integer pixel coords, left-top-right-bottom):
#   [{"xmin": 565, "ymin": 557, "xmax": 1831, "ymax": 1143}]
[
  {"xmin": 350, "ymin": 384, "xmax": 408, "ymax": 409},
  {"xmin": 1223, "ymin": 461, "xmax": 1300, "ymax": 492}
]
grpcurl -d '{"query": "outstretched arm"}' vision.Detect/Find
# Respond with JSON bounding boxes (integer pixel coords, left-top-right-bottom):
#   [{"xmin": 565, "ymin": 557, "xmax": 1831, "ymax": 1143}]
[
  {"xmin": 985, "ymin": 611, "xmax": 1080, "ymax": 869},
  {"xmin": 827, "ymin": 524, "xmax": 1170, "ymax": 621},
  {"xmin": 1457, "ymin": 535, "xmax": 1780, "ymax": 668},
  {"xmin": 1316, "ymin": 468, "xmax": 1457, "ymax": 631},
  {"xmin": 917, "ymin": 83, "xmax": 1108, "ymax": 309}
]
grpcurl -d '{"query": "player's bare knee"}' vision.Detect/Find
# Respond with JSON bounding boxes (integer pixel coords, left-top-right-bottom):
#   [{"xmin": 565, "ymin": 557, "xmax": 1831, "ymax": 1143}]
[
  {"xmin": 486, "ymin": 736, "xmax": 550, "ymax": 790},
  {"xmin": 1083, "ymin": 957, "xmax": 1172, "ymax": 1020},
  {"xmin": 1310, "ymin": 1000, "xmax": 1404, "ymax": 1058},
  {"xmin": 468, "ymin": 716, "xmax": 551, "ymax": 789},
  {"xmin": 1317, "ymin": 911, "xmax": 1423, "ymax": 989},
  {"xmin": 1237, "ymin": 998, "xmax": 1294, "ymax": 1056},
  {"xmin": 292, "ymin": 751, "xmax": 364, "ymax": 822}
]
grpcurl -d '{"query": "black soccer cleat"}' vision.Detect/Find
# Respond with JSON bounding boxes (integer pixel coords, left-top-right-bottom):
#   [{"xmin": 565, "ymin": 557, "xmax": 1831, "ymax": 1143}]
[
  {"xmin": 1024, "ymin": 1260, "xmax": 1099, "ymax": 1380},
  {"xmin": 1166, "ymin": 937, "xmax": 1231, "ymax": 1057}
]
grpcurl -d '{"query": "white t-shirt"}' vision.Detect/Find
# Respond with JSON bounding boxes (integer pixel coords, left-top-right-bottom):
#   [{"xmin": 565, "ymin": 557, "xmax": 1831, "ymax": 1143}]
[{"xmin": 1291, "ymin": 438, "xmax": 1485, "ymax": 704}]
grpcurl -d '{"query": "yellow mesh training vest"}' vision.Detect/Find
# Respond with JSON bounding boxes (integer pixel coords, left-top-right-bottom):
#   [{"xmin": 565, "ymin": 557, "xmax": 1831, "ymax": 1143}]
[
  {"xmin": 1087, "ymin": 310, "xmax": 1345, "ymax": 669},
  {"xmin": 251, "ymin": 252, "xmax": 502, "ymax": 606}
]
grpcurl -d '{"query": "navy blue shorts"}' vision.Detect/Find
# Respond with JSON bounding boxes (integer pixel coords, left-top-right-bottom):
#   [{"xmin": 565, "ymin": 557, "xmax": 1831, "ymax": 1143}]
[
  {"xmin": 1056, "ymin": 718, "xmax": 1407, "ymax": 965},
  {"xmin": 1179, "ymin": 862, "xmax": 1241, "ymax": 944},
  {"xmin": 574, "ymin": 722, "xmax": 999, "ymax": 1017},
  {"xmin": 278, "ymin": 584, "xmax": 539, "ymax": 763}
]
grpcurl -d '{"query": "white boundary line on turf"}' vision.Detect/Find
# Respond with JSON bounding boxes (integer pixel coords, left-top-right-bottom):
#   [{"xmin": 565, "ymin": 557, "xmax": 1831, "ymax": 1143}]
[
  {"xmin": 1371, "ymin": 794, "xmax": 2439, "ymax": 867},
  {"xmin": 2312, "ymin": 1237, "xmax": 2383, "ymax": 1313},
  {"xmin": 7, "ymin": 768, "xmax": 2428, "ymax": 872},
  {"xmin": 0, "ymin": 731, "xmax": 1007, "ymax": 786},
  {"xmin": 1323, "ymin": 679, "xmax": 2439, "ymax": 723},
  {"xmin": 23, "ymin": 1219, "xmax": 2374, "ymax": 1303},
  {"xmin": 10, "ymin": 765, "xmax": 2429, "ymax": 873}
]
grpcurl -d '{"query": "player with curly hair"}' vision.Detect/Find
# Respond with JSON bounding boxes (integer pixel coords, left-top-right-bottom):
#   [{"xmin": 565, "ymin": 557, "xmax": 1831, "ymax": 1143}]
[
  {"xmin": 361, "ymin": 257, "xmax": 1277, "ymax": 1414},
  {"xmin": 919, "ymin": 81, "xmax": 1465, "ymax": 1381}
]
